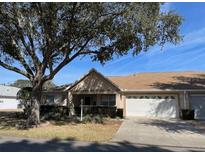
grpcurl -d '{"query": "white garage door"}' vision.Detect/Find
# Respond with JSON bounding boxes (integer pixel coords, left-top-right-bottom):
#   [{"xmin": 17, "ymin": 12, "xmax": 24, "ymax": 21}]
[
  {"xmin": 126, "ymin": 94, "xmax": 177, "ymax": 118},
  {"xmin": 0, "ymin": 98, "xmax": 19, "ymax": 109},
  {"xmin": 190, "ymin": 95, "xmax": 205, "ymax": 120}
]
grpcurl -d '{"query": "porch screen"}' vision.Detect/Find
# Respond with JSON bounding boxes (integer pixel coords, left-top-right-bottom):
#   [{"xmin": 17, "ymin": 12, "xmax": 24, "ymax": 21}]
[
  {"xmin": 45, "ymin": 95, "xmax": 55, "ymax": 104},
  {"xmin": 101, "ymin": 95, "xmax": 115, "ymax": 106}
]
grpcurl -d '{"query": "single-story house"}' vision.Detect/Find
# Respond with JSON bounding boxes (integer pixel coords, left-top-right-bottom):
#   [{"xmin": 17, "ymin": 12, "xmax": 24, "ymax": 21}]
[
  {"xmin": 42, "ymin": 69, "xmax": 205, "ymax": 120},
  {"xmin": 0, "ymin": 85, "xmax": 20, "ymax": 110}
]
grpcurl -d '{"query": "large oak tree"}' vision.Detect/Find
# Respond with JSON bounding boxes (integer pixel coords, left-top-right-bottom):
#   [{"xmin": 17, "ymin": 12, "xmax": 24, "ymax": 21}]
[{"xmin": 0, "ymin": 2, "xmax": 182, "ymax": 126}]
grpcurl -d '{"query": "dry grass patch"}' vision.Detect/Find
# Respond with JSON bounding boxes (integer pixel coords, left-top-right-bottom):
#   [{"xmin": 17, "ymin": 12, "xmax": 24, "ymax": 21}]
[{"xmin": 0, "ymin": 111, "xmax": 122, "ymax": 142}]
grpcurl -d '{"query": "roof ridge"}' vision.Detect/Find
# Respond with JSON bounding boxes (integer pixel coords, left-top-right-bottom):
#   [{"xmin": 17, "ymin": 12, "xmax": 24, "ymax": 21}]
[
  {"xmin": 107, "ymin": 71, "xmax": 205, "ymax": 78},
  {"xmin": 107, "ymin": 75, "xmax": 127, "ymax": 77},
  {"xmin": 0, "ymin": 84, "xmax": 20, "ymax": 89},
  {"xmin": 136, "ymin": 71, "xmax": 205, "ymax": 74}
]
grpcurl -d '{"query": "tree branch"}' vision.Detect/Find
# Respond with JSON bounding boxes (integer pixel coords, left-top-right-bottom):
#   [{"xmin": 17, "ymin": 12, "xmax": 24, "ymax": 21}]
[
  {"xmin": 27, "ymin": 34, "xmax": 41, "ymax": 66},
  {"xmin": 0, "ymin": 61, "xmax": 31, "ymax": 79},
  {"xmin": 12, "ymin": 39, "xmax": 35, "ymax": 77},
  {"xmin": 16, "ymin": 54, "xmax": 34, "ymax": 78},
  {"xmin": 17, "ymin": 27, "xmax": 41, "ymax": 71},
  {"xmin": 45, "ymin": 38, "xmax": 92, "ymax": 80}
]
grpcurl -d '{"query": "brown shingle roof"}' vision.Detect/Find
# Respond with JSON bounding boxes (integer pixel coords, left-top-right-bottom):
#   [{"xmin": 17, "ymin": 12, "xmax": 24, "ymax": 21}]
[{"xmin": 107, "ymin": 71, "xmax": 205, "ymax": 91}]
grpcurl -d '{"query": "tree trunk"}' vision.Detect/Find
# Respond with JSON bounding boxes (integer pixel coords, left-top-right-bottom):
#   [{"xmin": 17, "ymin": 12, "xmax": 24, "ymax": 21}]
[{"xmin": 27, "ymin": 81, "xmax": 43, "ymax": 127}]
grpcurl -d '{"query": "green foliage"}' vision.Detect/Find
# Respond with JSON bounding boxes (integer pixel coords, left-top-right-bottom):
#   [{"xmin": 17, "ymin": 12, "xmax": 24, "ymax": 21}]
[
  {"xmin": 16, "ymin": 87, "xmax": 32, "ymax": 118},
  {"xmin": 40, "ymin": 105, "xmax": 69, "ymax": 121},
  {"xmin": 10, "ymin": 80, "xmax": 31, "ymax": 88},
  {"xmin": 83, "ymin": 114, "xmax": 93, "ymax": 123},
  {"xmin": 93, "ymin": 114, "xmax": 104, "ymax": 124},
  {"xmin": 42, "ymin": 80, "xmax": 56, "ymax": 90},
  {"xmin": 0, "ymin": 3, "xmax": 182, "ymax": 81},
  {"xmin": 10, "ymin": 79, "xmax": 56, "ymax": 89},
  {"xmin": 82, "ymin": 114, "xmax": 104, "ymax": 124}
]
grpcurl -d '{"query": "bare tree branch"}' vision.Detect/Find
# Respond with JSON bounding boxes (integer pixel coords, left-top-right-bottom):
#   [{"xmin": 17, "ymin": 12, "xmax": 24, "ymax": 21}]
[
  {"xmin": 15, "ymin": 24, "xmax": 41, "ymax": 71},
  {"xmin": 12, "ymin": 39, "xmax": 35, "ymax": 77},
  {"xmin": 0, "ymin": 61, "xmax": 31, "ymax": 79},
  {"xmin": 45, "ymin": 38, "xmax": 92, "ymax": 80},
  {"xmin": 26, "ymin": 34, "xmax": 41, "ymax": 66}
]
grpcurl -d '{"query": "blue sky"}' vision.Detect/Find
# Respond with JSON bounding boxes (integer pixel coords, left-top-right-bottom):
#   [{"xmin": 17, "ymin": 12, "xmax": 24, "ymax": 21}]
[{"xmin": 1, "ymin": 2, "xmax": 205, "ymax": 85}]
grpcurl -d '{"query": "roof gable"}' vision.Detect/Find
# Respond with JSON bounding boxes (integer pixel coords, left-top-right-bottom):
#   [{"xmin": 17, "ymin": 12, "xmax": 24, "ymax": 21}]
[{"xmin": 68, "ymin": 69, "xmax": 120, "ymax": 93}]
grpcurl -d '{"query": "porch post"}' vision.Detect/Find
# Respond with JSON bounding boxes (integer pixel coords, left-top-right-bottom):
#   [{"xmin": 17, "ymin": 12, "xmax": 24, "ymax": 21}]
[
  {"xmin": 68, "ymin": 92, "xmax": 75, "ymax": 116},
  {"xmin": 80, "ymin": 99, "xmax": 83, "ymax": 121}
]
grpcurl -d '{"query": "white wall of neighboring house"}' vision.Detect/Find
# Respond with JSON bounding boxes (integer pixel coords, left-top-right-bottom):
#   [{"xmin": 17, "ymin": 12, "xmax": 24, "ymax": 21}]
[
  {"xmin": 0, "ymin": 98, "xmax": 19, "ymax": 109},
  {"xmin": 0, "ymin": 85, "xmax": 20, "ymax": 110}
]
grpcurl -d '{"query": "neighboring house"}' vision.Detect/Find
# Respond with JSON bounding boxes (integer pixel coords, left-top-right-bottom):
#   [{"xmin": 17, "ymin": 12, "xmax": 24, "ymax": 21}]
[
  {"xmin": 43, "ymin": 69, "xmax": 205, "ymax": 120},
  {"xmin": 0, "ymin": 85, "xmax": 20, "ymax": 110}
]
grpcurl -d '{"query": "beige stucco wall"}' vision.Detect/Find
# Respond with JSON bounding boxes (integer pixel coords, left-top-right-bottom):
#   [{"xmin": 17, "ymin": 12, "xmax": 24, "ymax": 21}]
[
  {"xmin": 178, "ymin": 92, "xmax": 187, "ymax": 109},
  {"xmin": 115, "ymin": 93, "xmax": 122, "ymax": 108}
]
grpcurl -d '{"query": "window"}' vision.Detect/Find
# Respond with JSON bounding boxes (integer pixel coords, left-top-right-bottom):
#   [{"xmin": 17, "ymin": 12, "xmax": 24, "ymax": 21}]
[
  {"xmin": 101, "ymin": 95, "xmax": 109, "ymax": 106},
  {"xmin": 145, "ymin": 96, "xmax": 150, "ymax": 99},
  {"xmin": 46, "ymin": 95, "xmax": 55, "ymax": 104},
  {"xmin": 109, "ymin": 95, "xmax": 116, "ymax": 106},
  {"xmin": 170, "ymin": 96, "xmax": 175, "ymax": 99},
  {"xmin": 165, "ymin": 96, "xmax": 169, "ymax": 99},
  {"xmin": 101, "ymin": 95, "xmax": 115, "ymax": 106},
  {"xmin": 139, "ymin": 96, "xmax": 144, "ymax": 99},
  {"xmin": 84, "ymin": 96, "xmax": 91, "ymax": 105}
]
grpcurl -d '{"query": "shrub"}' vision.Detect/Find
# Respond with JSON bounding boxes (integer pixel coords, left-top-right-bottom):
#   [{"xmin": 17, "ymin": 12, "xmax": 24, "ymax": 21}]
[
  {"xmin": 82, "ymin": 114, "xmax": 93, "ymax": 123},
  {"xmin": 93, "ymin": 114, "xmax": 103, "ymax": 124},
  {"xmin": 82, "ymin": 114, "xmax": 104, "ymax": 124},
  {"xmin": 40, "ymin": 105, "xmax": 69, "ymax": 120}
]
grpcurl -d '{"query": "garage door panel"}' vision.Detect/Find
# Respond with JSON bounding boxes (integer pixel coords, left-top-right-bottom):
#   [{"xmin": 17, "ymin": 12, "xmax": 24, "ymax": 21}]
[
  {"xmin": 126, "ymin": 95, "xmax": 177, "ymax": 118},
  {"xmin": 152, "ymin": 99, "xmax": 176, "ymax": 117},
  {"xmin": 190, "ymin": 95, "xmax": 205, "ymax": 120}
]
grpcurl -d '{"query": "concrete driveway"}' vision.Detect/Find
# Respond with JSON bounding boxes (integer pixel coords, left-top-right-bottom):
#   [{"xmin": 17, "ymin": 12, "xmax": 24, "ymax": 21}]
[{"xmin": 112, "ymin": 117, "xmax": 205, "ymax": 149}]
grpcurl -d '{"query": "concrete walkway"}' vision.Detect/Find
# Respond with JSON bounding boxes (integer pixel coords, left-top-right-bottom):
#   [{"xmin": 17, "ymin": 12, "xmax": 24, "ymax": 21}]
[
  {"xmin": 112, "ymin": 117, "xmax": 205, "ymax": 149},
  {"xmin": 0, "ymin": 136, "xmax": 205, "ymax": 152}
]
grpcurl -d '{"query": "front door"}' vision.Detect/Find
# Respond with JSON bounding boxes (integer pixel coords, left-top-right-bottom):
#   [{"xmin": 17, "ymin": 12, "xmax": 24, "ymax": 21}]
[
  {"xmin": 84, "ymin": 96, "xmax": 91, "ymax": 105},
  {"xmin": 190, "ymin": 94, "xmax": 205, "ymax": 119}
]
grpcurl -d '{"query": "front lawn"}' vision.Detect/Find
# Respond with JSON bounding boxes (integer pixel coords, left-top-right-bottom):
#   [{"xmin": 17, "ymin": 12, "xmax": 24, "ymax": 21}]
[{"xmin": 0, "ymin": 111, "xmax": 122, "ymax": 142}]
